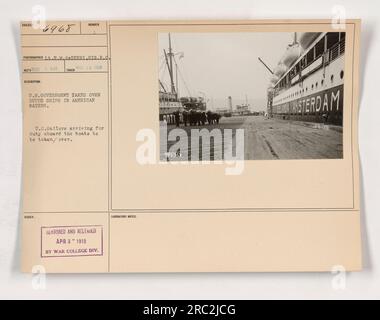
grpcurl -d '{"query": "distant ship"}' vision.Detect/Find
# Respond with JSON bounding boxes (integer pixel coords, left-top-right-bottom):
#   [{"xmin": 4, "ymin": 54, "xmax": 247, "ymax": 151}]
[{"xmin": 267, "ymin": 32, "xmax": 345, "ymax": 125}]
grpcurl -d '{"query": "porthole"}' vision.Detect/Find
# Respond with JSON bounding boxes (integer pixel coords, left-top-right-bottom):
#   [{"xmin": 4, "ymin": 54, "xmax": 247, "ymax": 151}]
[
  {"xmin": 340, "ymin": 70, "xmax": 344, "ymax": 79},
  {"xmin": 321, "ymin": 79, "xmax": 324, "ymax": 86},
  {"xmin": 312, "ymin": 84, "xmax": 314, "ymax": 89},
  {"xmin": 316, "ymin": 82, "xmax": 318, "ymax": 88},
  {"xmin": 331, "ymin": 75, "xmax": 334, "ymax": 82}
]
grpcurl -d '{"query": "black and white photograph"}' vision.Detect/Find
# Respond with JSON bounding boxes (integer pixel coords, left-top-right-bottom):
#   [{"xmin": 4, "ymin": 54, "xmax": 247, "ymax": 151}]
[{"xmin": 159, "ymin": 32, "xmax": 345, "ymax": 161}]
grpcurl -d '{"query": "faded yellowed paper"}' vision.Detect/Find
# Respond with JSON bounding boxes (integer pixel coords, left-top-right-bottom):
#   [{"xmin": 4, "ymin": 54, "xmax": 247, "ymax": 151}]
[{"xmin": 21, "ymin": 20, "xmax": 362, "ymax": 273}]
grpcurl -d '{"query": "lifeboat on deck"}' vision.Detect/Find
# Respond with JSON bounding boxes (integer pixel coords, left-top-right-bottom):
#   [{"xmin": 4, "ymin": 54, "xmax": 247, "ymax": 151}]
[
  {"xmin": 270, "ymin": 74, "xmax": 279, "ymax": 84},
  {"xmin": 273, "ymin": 62, "xmax": 288, "ymax": 77},
  {"xmin": 297, "ymin": 32, "xmax": 321, "ymax": 50},
  {"xmin": 282, "ymin": 43, "xmax": 303, "ymax": 67}
]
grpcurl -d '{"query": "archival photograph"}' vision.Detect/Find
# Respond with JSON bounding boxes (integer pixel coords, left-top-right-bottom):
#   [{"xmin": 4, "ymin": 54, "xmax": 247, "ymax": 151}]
[{"xmin": 158, "ymin": 32, "xmax": 345, "ymax": 161}]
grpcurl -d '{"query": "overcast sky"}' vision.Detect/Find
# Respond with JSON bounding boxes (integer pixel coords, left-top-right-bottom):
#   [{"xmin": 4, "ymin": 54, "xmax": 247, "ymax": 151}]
[{"xmin": 159, "ymin": 32, "xmax": 293, "ymax": 111}]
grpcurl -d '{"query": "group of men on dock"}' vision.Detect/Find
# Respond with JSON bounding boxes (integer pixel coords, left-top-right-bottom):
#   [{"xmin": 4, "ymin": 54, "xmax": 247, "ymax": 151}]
[{"xmin": 166, "ymin": 110, "xmax": 222, "ymax": 127}]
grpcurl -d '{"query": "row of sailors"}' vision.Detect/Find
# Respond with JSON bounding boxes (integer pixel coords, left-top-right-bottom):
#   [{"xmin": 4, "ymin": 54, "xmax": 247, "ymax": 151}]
[{"xmin": 161, "ymin": 110, "xmax": 221, "ymax": 127}]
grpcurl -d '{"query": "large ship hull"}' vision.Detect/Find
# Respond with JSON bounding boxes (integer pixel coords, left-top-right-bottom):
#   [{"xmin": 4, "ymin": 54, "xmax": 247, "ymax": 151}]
[
  {"xmin": 270, "ymin": 32, "xmax": 345, "ymax": 126},
  {"xmin": 272, "ymin": 83, "xmax": 343, "ymax": 125}
]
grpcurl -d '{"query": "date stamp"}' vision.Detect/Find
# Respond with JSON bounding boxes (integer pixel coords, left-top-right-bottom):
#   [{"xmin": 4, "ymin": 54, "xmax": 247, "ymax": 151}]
[{"xmin": 41, "ymin": 225, "xmax": 103, "ymax": 258}]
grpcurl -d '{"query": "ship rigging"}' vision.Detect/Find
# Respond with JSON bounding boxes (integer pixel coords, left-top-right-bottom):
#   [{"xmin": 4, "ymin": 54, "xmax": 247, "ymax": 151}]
[{"xmin": 159, "ymin": 33, "xmax": 207, "ymax": 124}]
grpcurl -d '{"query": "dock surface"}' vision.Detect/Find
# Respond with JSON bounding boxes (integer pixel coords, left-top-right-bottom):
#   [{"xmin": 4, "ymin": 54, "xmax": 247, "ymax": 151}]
[{"xmin": 163, "ymin": 115, "xmax": 343, "ymax": 160}]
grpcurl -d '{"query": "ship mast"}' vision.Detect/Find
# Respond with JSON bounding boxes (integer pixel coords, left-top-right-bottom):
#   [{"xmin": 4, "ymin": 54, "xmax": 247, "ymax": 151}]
[{"xmin": 168, "ymin": 33, "xmax": 176, "ymax": 96}]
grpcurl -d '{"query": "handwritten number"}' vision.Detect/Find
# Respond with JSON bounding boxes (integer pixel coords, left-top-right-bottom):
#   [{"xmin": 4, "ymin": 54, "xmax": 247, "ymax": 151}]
[
  {"xmin": 42, "ymin": 24, "xmax": 76, "ymax": 33},
  {"xmin": 66, "ymin": 24, "xmax": 75, "ymax": 32}
]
